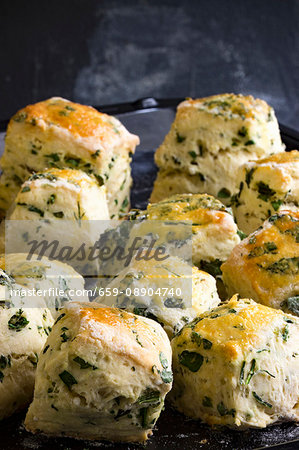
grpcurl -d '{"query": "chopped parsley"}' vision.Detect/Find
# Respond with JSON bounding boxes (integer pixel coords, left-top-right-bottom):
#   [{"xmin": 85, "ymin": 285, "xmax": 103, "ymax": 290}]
[
  {"xmin": 252, "ymin": 391, "xmax": 272, "ymax": 408},
  {"xmin": 179, "ymin": 350, "xmax": 203, "ymax": 372},
  {"xmin": 73, "ymin": 356, "xmax": 97, "ymax": 370},
  {"xmin": 8, "ymin": 309, "xmax": 29, "ymax": 331},
  {"xmin": 59, "ymin": 370, "xmax": 77, "ymax": 389}
]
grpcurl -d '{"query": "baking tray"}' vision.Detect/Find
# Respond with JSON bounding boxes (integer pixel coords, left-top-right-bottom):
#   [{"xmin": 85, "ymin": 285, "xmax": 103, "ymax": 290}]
[{"xmin": 0, "ymin": 98, "xmax": 298, "ymax": 450}]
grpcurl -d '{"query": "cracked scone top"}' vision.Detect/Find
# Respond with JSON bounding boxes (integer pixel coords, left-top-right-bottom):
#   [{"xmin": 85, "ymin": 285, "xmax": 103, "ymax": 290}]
[
  {"xmin": 25, "ymin": 302, "xmax": 172, "ymax": 443},
  {"xmin": 151, "ymin": 93, "xmax": 284, "ymax": 204},
  {"xmin": 170, "ymin": 296, "xmax": 299, "ymax": 428},
  {"xmin": 232, "ymin": 150, "xmax": 299, "ymax": 234},
  {"xmin": 0, "ymin": 97, "xmax": 139, "ymax": 217}
]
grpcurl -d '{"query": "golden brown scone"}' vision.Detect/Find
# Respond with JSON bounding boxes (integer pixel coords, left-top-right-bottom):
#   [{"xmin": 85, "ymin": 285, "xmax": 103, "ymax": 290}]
[
  {"xmin": 9, "ymin": 168, "xmax": 109, "ymax": 220},
  {"xmin": 232, "ymin": 150, "xmax": 299, "ymax": 234},
  {"xmin": 221, "ymin": 211, "xmax": 299, "ymax": 315},
  {"xmin": 0, "ymin": 97, "xmax": 139, "ymax": 217},
  {"xmin": 25, "ymin": 302, "xmax": 172, "ymax": 443},
  {"xmin": 170, "ymin": 296, "xmax": 299, "ymax": 428},
  {"xmin": 151, "ymin": 93, "xmax": 284, "ymax": 204}
]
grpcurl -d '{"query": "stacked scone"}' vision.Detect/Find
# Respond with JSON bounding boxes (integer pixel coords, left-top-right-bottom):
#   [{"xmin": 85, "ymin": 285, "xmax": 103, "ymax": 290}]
[
  {"xmin": 151, "ymin": 93, "xmax": 284, "ymax": 204},
  {"xmin": 0, "ymin": 97, "xmax": 139, "ymax": 218},
  {"xmin": 8, "ymin": 168, "xmax": 109, "ymax": 221}
]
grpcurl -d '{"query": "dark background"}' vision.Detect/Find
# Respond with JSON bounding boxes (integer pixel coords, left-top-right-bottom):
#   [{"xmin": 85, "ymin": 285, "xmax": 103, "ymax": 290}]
[{"xmin": 1, "ymin": 0, "xmax": 299, "ymax": 128}]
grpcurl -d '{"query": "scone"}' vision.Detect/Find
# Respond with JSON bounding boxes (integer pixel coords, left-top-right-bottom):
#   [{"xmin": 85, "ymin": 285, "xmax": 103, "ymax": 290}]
[
  {"xmin": 8, "ymin": 168, "xmax": 109, "ymax": 220},
  {"xmin": 170, "ymin": 296, "xmax": 299, "ymax": 428},
  {"xmin": 144, "ymin": 193, "xmax": 241, "ymax": 275},
  {"xmin": 151, "ymin": 94, "xmax": 284, "ymax": 204},
  {"xmin": 221, "ymin": 211, "xmax": 299, "ymax": 315},
  {"xmin": 99, "ymin": 255, "xmax": 220, "ymax": 338},
  {"xmin": 0, "ymin": 253, "xmax": 85, "ymax": 313},
  {"xmin": 0, "ymin": 97, "xmax": 139, "ymax": 217},
  {"xmin": 0, "ymin": 305, "xmax": 53, "ymax": 420},
  {"xmin": 232, "ymin": 151, "xmax": 299, "ymax": 234},
  {"xmin": 25, "ymin": 302, "xmax": 172, "ymax": 442}
]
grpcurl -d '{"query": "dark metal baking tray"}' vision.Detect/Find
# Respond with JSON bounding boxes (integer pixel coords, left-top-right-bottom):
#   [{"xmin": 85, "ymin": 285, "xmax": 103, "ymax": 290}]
[{"xmin": 0, "ymin": 98, "xmax": 298, "ymax": 450}]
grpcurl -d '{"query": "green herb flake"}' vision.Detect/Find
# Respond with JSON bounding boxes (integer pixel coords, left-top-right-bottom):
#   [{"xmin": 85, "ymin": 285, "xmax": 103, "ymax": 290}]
[
  {"xmin": 257, "ymin": 182, "xmax": 276, "ymax": 202},
  {"xmin": 179, "ymin": 351, "xmax": 204, "ymax": 372},
  {"xmin": 245, "ymin": 359, "xmax": 256, "ymax": 385},
  {"xmin": 73, "ymin": 356, "xmax": 97, "ymax": 370},
  {"xmin": 138, "ymin": 388, "xmax": 160, "ymax": 404},
  {"xmin": 237, "ymin": 230, "xmax": 247, "ymax": 240},
  {"xmin": 188, "ymin": 151, "xmax": 197, "ymax": 159},
  {"xmin": 245, "ymin": 139, "xmax": 255, "ymax": 146},
  {"xmin": 271, "ymin": 199, "xmax": 283, "ymax": 211},
  {"xmin": 53, "ymin": 211, "xmax": 64, "ymax": 218},
  {"xmin": 217, "ymin": 402, "xmax": 236, "ymax": 417},
  {"xmin": 91, "ymin": 150, "xmax": 101, "ymax": 159},
  {"xmin": 176, "ymin": 132, "xmax": 186, "ymax": 143},
  {"xmin": 245, "ymin": 168, "xmax": 255, "ymax": 187},
  {"xmin": 21, "ymin": 186, "xmax": 31, "ymax": 193},
  {"xmin": 217, "ymin": 188, "xmax": 231, "ymax": 199},
  {"xmin": 43, "ymin": 345, "xmax": 50, "ymax": 354},
  {"xmin": 59, "ymin": 370, "xmax": 77, "ymax": 389},
  {"xmin": 252, "ymin": 391, "xmax": 272, "ymax": 408},
  {"xmin": 202, "ymin": 396, "xmax": 213, "ymax": 407},
  {"xmin": 8, "ymin": 309, "xmax": 29, "ymax": 331},
  {"xmin": 47, "ymin": 194, "xmax": 56, "ymax": 205}
]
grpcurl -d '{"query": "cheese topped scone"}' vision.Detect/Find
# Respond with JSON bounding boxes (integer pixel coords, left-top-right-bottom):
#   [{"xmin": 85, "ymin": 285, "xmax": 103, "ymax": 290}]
[
  {"xmin": 8, "ymin": 168, "xmax": 109, "ymax": 220},
  {"xmin": 0, "ymin": 253, "xmax": 85, "ymax": 313},
  {"xmin": 0, "ymin": 305, "xmax": 53, "ymax": 420},
  {"xmin": 144, "ymin": 193, "xmax": 241, "ymax": 275},
  {"xmin": 151, "ymin": 93, "xmax": 284, "ymax": 204},
  {"xmin": 221, "ymin": 211, "xmax": 299, "ymax": 315},
  {"xmin": 232, "ymin": 151, "xmax": 299, "ymax": 234},
  {"xmin": 25, "ymin": 302, "xmax": 172, "ymax": 443},
  {"xmin": 170, "ymin": 296, "xmax": 299, "ymax": 428},
  {"xmin": 99, "ymin": 256, "xmax": 220, "ymax": 338},
  {"xmin": 0, "ymin": 97, "xmax": 139, "ymax": 217}
]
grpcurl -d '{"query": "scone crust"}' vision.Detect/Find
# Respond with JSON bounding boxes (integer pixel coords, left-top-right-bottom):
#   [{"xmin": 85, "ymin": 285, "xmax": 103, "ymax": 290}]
[{"xmin": 222, "ymin": 210, "xmax": 299, "ymax": 312}]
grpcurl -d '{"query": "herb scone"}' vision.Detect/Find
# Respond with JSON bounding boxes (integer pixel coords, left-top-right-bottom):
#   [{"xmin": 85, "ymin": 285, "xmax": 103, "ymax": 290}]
[
  {"xmin": 8, "ymin": 168, "xmax": 109, "ymax": 220},
  {"xmin": 232, "ymin": 151, "xmax": 299, "ymax": 234},
  {"xmin": 0, "ymin": 305, "xmax": 53, "ymax": 420},
  {"xmin": 144, "ymin": 193, "xmax": 241, "ymax": 276},
  {"xmin": 100, "ymin": 255, "xmax": 220, "ymax": 338},
  {"xmin": 170, "ymin": 296, "xmax": 299, "ymax": 428},
  {"xmin": 221, "ymin": 211, "xmax": 299, "ymax": 315},
  {"xmin": 0, "ymin": 253, "xmax": 85, "ymax": 313},
  {"xmin": 151, "ymin": 94, "xmax": 284, "ymax": 204},
  {"xmin": 0, "ymin": 97, "xmax": 139, "ymax": 217},
  {"xmin": 25, "ymin": 302, "xmax": 172, "ymax": 443}
]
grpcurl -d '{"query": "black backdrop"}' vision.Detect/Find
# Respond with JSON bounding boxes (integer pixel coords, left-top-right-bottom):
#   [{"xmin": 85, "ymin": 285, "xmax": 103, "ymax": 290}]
[{"xmin": 1, "ymin": 0, "xmax": 299, "ymax": 128}]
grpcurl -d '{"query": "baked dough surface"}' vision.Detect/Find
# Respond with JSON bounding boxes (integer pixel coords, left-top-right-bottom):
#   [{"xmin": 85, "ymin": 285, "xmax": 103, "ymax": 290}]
[
  {"xmin": 170, "ymin": 296, "xmax": 299, "ymax": 428},
  {"xmin": 25, "ymin": 302, "xmax": 172, "ymax": 442},
  {"xmin": 151, "ymin": 94, "xmax": 284, "ymax": 204},
  {"xmin": 221, "ymin": 210, "xmax": 299, "ymax": 314},
  {"xmin": 232, "ymin": 151, "xmax": 299, "ymax": 234}
]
